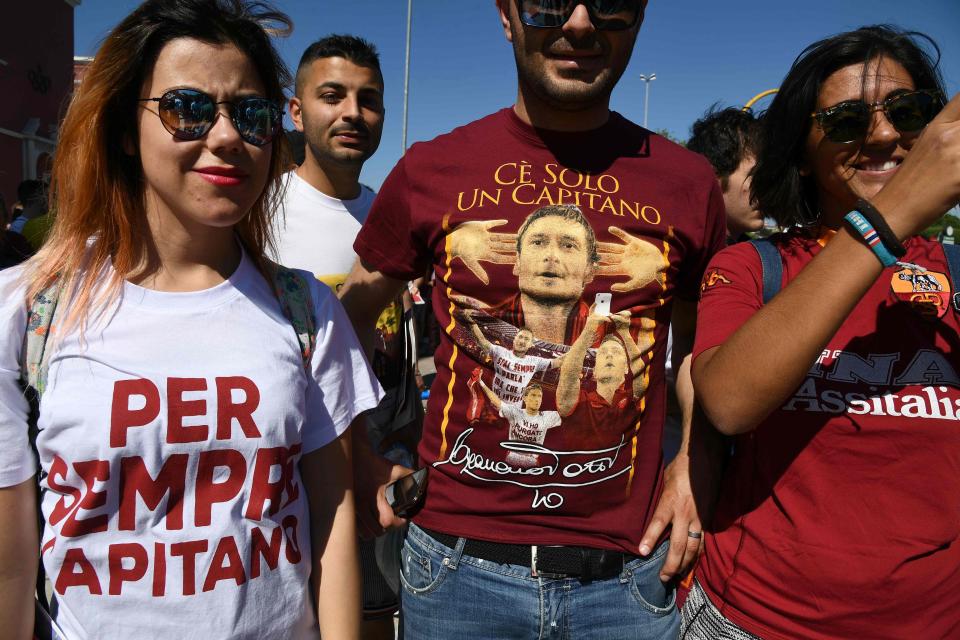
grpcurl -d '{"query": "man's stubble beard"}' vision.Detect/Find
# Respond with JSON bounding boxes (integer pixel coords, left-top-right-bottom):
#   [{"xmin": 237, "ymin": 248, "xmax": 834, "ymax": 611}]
[
  {"xmin": 304, "ymin": 136, "xmax": 371, "ymax": 169},
  {"xmin": 512, "ymin": 36, "xmax": 631, "ymax": 113}
]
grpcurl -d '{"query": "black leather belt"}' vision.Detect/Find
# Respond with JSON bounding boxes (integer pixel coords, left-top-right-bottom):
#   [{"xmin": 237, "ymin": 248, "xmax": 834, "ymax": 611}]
[{"xmin": 420, "ymin": 527, "xmax": 634, "ymax": 581}]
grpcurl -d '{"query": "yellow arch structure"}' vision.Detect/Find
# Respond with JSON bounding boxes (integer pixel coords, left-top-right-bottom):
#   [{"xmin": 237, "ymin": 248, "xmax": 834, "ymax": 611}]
[{"xmin": 743, "ymin": 88, "xmax": 778, "ymax": 111}]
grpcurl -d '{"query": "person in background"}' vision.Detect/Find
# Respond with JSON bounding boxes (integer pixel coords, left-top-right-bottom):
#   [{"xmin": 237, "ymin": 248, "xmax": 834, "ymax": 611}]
[
  {"xmin": 0, "ymin": 1, "xmax": 381, "ymax": 638},
  {"xmin": 9, "ymin": 180, "xmax": 54, "ymax": 253},
  {"xmin": 272, "ymin": 34, "xmax": 418, "ymax": 640},
  {"xmin": 341, "ymin": 0, "xmax": 726, "ymax": 637},
  {"xmin": 684, "ymin": 25, "xmax": 960, "ymax": 639},
  {"xmin": 687, "ymin": 106, "xmax": 764, "ymax": 242},
  {"xmin": 663, "ymin": 107, "xmax": 764, "ymax": 460},
  {"xmin": 8, "ymin": 180, "xmax": 46, "ymax": 236}
]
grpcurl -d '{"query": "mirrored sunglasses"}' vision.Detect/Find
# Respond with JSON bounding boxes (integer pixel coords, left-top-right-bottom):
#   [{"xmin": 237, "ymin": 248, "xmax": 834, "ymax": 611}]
[
  {"xmin": 139, "ymin": 88, "xmax": 282, "ymax": 147},
  {"xmin": 517, "ymin": 0, "xmax": 643, "ymax": 30}
]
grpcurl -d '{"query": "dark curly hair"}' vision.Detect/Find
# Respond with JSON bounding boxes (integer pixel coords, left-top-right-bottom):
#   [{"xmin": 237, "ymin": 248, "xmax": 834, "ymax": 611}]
[{"xmin": 687, "ymin": 105, "xmax": 761, "ymax": 190}]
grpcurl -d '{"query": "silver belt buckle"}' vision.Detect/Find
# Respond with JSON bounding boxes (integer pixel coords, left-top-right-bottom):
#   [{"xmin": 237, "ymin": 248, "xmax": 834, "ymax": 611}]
[{"xmin": 530, "ymin": 545, "xmax": 566, "ymax": 578}]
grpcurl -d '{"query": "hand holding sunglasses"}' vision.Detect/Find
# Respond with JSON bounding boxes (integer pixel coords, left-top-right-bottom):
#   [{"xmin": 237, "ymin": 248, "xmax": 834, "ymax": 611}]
[
  {"xmin": 517, "ymin": 0, "xmax": 643, "ymax": 31},
  {"xmin": 867, "ymin": 91, "xmax": 960, "ymax": 238},
  {"xmin": 139, "ymin": 88, "xmax": 282, "ymax": 147},
  {"xmin": 811, "ymin": 89, "xmax": 943, "ymax": 144}
]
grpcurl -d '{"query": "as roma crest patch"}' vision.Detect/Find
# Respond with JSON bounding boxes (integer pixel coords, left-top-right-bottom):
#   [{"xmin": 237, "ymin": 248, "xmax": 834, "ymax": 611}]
[{"xmin": 891, "ymin": 264, "xmax": 950, "ymax": 318}]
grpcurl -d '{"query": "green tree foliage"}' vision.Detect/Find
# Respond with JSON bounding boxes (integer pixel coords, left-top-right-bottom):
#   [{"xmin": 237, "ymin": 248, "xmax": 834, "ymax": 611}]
[{"xmin": 923, "ymin": 209, "xmax": 960, "ymax": 241}]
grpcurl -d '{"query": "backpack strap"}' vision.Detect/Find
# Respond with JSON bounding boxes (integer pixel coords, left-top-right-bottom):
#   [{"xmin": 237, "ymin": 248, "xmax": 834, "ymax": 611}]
[
  {"xmin": 748, "ymin": 238, "xmax": 783, "ymax": 304},
  {"xmin": 942, "ymin": 242, "xmax": 960, "ymax": 312},
  {"xmin": 19, "ymin": 282, "xmax": 60, "ymax": 620},
  {"xmin": 21, "ymin": 282, "xmax": 61, "ymax": 395},
  {"xmin": 271, "ymin": 263, "xmax": 317, "ymax": 369}
]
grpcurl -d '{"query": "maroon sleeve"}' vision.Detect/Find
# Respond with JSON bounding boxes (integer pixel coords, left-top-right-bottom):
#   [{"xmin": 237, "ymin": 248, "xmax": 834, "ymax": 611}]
[
  {"xmin": 353, "ymin": 156, "xmax": 430, "ymax": 281},
  {"xmin": 676, "ymin": 178, "xmax": 727, "ymax": 301},
  {"xmin": 692, "ymin": 241, "xmax": 765, "ymax": 361}
]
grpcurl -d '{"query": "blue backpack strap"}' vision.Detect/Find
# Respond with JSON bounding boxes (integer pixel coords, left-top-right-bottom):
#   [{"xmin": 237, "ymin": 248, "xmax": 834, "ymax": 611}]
[
  {"xmin": 942, "ymin": 242, "xmax": 960, "ymax": 312},
  {"xmin": 270, "ymin": 263, "xmax": 317, "ymax": 370},
  {"xmin": 749, "ymin": 238, "xmax": 783, "ymax": 304}
]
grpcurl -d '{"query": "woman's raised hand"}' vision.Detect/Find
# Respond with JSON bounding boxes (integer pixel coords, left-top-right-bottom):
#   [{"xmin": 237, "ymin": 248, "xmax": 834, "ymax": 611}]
[{"xmin": 875, "ymin": 92, "xmax": 960, "ymax": 238}]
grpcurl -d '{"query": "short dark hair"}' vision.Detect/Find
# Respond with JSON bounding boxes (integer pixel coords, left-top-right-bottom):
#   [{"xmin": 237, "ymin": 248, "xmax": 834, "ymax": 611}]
[
  {"xmin": 522, "ymin": 383, "xmax": 543, "ymax": 397},
  {"xmin": 687, "ymin": 106, "xmax": 761, "ymax": 190},
  {"xmin": 295, "ymin": 34, "xmax": 382, "ymax": 96},
  {"xmin": 752, "ymin": 25, "xmax": 946, "ymax": 228},
  {"xmin": 516, "ymin": 205, "xmax": 600, "ymax": 266}
]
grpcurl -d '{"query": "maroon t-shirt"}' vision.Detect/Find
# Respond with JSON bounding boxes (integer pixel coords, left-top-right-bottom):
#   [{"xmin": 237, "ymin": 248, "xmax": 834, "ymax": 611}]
[
  {"xmin": 357, "ymin": 108, "xmax": 724, "ymax": 552},
  {"xmin": 693, "ymin": 231, "xmax": 960, "ymax": 639}
]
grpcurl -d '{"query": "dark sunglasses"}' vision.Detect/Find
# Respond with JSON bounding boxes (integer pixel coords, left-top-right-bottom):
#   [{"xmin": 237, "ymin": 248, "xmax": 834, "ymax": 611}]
[
  {"xmin": 138, "ymin": 88, "xmax": 282, "ymax": 147},
  {"xmin": 811, "ymin": 89, "xmax": 942, "ymax": 144},
  {"xmin": 516, "ymin": 0, "xmax": 643, "ymax": 30}
]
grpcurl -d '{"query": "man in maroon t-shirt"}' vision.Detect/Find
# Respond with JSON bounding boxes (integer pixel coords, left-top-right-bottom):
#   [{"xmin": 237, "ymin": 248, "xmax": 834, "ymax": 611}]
[{"xmin": 340, "ymin": 1, "xmax": 725, "ymax": 637}]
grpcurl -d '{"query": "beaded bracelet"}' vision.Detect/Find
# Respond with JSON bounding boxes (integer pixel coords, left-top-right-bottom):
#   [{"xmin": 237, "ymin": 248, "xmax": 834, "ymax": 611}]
[
  {"xmin": 843, "ymin": 210, "xmax": 898, "ymax": 267},
  {"xmin": 854, "ymin": 198, "xmax": 906, "ymax": 258}
]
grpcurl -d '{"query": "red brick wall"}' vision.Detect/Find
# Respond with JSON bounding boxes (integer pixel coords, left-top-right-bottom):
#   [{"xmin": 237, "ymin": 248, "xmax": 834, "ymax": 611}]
[{"xmin": 0, "ymin": 0, "xmax": 74, "ymax": 207}]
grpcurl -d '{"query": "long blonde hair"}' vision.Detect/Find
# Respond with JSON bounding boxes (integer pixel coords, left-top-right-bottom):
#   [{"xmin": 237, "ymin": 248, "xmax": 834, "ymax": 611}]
[{"xmin": 25, "ymin": 0, "xmax": 292, "ymax": 334}]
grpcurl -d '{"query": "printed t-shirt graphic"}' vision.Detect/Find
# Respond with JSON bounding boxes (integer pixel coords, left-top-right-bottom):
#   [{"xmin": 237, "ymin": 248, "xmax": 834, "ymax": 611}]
[
  {"xmin": 487, "ymin": 343, "xmax": 553, "ymax": 405},
  {"xmin": 499, "ymin": 402, "xmax": 562, "ymax": 467},
  {"xmin": 693, "ymin": 231, "xmax": 960, "ymax": 640},
  {"xmin": 355, "ymin": 108, "xmax": 725, "ymax": 552},
  {"xmin": 0, "ymin": 251, "xmax": 382, "ymax": 640}
]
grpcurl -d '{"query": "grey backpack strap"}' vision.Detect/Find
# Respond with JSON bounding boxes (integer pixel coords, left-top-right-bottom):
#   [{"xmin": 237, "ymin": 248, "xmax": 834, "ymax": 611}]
[
  {"xmin": 749, "ymin": 238, "xmax": 783, "ymax": 304},
  {"xmin": 21, "ymin": 282, "xmax": 61, "ymax": 395},
  {"xmin": 20, "ymin": 282, "xmax": 60, "ymax": 620},
  {"xmin": 270, "ymin": 263, "xmax": 317, "ymax": 370}
]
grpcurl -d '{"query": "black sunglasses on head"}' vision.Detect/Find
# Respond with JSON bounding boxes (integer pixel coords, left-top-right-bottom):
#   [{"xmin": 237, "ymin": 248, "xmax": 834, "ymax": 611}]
[
  {"xmin": 517, "ymin": 0, "xmax": 643, "ymax": 31},
  {"xmin": 811, "ymin": 89, "xmax": 942, "ymax": 144},
  {"xmin": 139, "ymin": 88, "xmax": 282, "ymax": 147}
]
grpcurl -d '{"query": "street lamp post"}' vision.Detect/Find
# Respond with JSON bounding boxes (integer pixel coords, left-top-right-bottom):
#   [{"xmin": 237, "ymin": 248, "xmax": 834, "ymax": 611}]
[
  {"xmin": 638, "ymin": 73, "xmax": 656, "ymax": 129},
  {"xmin": 401, "ymin": 0, "xmax": 413, "ymax": 152}
]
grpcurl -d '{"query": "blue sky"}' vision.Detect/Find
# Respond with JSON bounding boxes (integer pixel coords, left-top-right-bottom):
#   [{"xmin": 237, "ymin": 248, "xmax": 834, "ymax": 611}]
[{"xmin": 75, "ymin": 1, "xmax": 960, "ymax": 191}]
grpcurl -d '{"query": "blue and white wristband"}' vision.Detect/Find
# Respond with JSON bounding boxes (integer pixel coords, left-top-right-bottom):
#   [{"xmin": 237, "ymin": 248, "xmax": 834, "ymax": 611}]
[{"xmin": 843, "ymin": 210, "xmax": 898, "ymax": 267}]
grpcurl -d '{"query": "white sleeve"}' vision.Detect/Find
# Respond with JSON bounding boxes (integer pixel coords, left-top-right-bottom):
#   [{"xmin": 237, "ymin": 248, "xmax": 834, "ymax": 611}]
[
  {"xmin": 0, "ymin": 267, "xmax": 37, "ymax": 487},
  {"xmin": 535, "ymin": 355, "xmax": 552, "ymax": 373},
  {"xmin": 301, "ymin": 275, "xmax": 383, "ymax": 454},
  {"xmin": 499, "ymin": 402, "xmax": 520, "ymax": 422}
]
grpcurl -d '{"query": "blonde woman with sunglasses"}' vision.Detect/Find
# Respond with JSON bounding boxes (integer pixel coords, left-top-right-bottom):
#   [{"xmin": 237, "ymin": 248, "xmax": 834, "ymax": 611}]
[{"xmin": 0, "ymin": 1, "xmax": 379, "ymax": 638}]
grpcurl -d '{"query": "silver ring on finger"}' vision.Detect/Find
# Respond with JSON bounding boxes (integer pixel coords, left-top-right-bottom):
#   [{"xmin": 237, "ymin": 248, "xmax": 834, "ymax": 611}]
[{"xmin": 687, "ymin": 530, "xmax": 703, "ymax": 540}]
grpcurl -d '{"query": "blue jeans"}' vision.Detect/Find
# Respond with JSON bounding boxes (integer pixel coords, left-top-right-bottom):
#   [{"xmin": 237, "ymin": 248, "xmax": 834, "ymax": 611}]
[{"xmin": 400, "ymin": 523, "xmax": 679, "ymax": 640}]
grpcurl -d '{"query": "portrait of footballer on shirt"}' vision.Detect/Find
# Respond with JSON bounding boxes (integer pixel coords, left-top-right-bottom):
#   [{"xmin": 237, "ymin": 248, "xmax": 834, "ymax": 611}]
[
  {"xmin": 445, "ymin": 204, "xmax": 668, "ymax": 345},
  {"xmin": 476, "ymin": 380, "xmax": 563, "ymax": 469},
  {"xmin": 461, "ymin": 310, "xmax": 564, "ymax": 403},
  {"xmin": 556, "ymin": 309, "xmax": 657, "ymax": 447}
]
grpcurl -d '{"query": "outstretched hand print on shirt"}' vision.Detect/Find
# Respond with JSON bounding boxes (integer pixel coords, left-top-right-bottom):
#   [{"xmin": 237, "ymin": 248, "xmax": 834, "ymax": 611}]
[{"xmin": 447, "ymin": 215, "xmax": 667, "ymax": 296}]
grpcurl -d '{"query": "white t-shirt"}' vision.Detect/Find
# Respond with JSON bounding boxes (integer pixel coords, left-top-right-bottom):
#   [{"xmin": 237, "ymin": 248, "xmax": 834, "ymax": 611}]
[
  {"xmin": 0, "ymin": 250, "xmax": 382, "ymax": 640},
  {"xmin": 272, "ymin": 170, "xmax": 376, "ymax": 290},
  {"xmin": 488, "ymin": 344, "xmax": 552, "ymax": 405},
  {"xmin": 498, "ymin": 403, "xmax": 562, "ymax": 468}
]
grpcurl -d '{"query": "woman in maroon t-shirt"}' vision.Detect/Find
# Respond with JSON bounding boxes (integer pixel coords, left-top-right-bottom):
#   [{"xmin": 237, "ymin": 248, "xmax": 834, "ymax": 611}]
[{"xmin": 683, "ymin": 26, "xmax": 960, "ymax": 639}]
